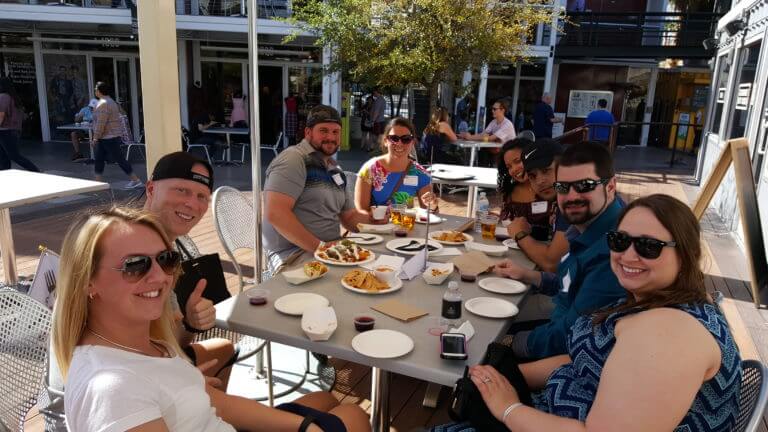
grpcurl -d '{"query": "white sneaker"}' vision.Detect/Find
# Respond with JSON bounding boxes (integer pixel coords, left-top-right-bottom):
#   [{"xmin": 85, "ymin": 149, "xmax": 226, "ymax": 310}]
[{"xmin": 124, "ymin": 180, "xmax": 144, "ymax": 190}]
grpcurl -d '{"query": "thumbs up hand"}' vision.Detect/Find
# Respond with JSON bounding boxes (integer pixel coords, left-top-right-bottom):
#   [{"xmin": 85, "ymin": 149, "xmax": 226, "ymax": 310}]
[{"xmin": 184, "ymin": 278, "xmax": 215, "ymax": 331}]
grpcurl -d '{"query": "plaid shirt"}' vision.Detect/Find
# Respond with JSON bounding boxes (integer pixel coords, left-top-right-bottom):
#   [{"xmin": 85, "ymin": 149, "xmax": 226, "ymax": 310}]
[{"xmin": 92, "ymin": 96, "xmax": 123, "ymax": 140}]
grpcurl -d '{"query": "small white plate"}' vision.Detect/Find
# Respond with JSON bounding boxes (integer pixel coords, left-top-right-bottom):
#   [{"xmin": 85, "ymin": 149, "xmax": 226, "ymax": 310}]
[
  {"xmin": 341, "ymin": 276, "xmax": 403, "ymax": 295},
  {"xmin": 465, "ymin": 297, "xmax": 519, "ymax": 318},
  {"xmin": 415, "ymin": 211, "xmax": 443, "ymax": 224},
  {"xmin": 502, "ymin": 239, "xmax": 520, "ymax": 250},
  {"xmin": 351, "ymin": 329, "xmax": 414, "ymax": 358},
  {"xmin": 466, "ymin": 242, "xmax": 508, "ymax": 256},
  {"xmin": 343, "ymin": 234, "xmax": 384, "ymax": 245},
  {"xmin": 431, "ymin": 171, "xmax": 475, "ymax": 181},
  {"xmin": 430, "ymin": 230, "xmax": 473, "ymax": 245},
  {"xmin": 274, "ymin": 293, "xmax": 330, "ymax": 316},
  {"xmin": 386, "ymin": 238, "xmax": 444, "ymax": 256},
  {"xmin": 478, "ymin": 277, "xmax": 528, "ymax": 295}
]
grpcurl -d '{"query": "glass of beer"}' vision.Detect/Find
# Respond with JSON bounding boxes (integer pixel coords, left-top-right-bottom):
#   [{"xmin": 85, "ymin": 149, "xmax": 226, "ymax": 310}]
[
  {"xmin": 391, "ymin": 204, "xmax": 406, "ymax": 226},
  {"xmin": 480, "ymin": 215, "xmax": 498, "ymax": 240},
  {"xmin": 401, "ymin": 209, "xmax": 417, "ymax": 231}
]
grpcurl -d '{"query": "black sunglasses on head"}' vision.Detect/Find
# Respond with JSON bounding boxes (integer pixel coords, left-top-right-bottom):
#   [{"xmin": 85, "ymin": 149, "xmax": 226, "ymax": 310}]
[
  {"xmin": 110, "ymin": 250, "xmax": 181, "ymax": 283},
  {"xmin": 553, "ymin": 178, "xmax": 609, "ymax": 195},
  {"xmin": 386, "ymin": 134, "xmax": 415, "ymax": 144},
  {"xmin": 606, "ymin": 231, "xmax": 676, "ymax": 259}
]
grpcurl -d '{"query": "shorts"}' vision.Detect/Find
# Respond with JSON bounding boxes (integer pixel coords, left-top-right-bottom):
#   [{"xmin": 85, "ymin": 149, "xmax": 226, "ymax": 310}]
[{"xmin": 276, "ymin": 402, "xmax": 347, "ymax": 432}]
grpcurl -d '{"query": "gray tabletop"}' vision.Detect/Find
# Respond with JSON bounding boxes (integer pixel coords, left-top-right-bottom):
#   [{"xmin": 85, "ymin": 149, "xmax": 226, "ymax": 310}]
[{"xmin": 214, "ymin": 214, "xmax": 535, "ymax": 387}]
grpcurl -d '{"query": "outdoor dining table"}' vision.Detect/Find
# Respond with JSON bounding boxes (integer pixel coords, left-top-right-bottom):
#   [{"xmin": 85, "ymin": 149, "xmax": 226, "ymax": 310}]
[
  {"xmin": 451, "ymin": 139, "xmax": 504, "ymax": 167},
  {"xmin": 0, "ymin": 170, "xmax": 109, "ymax": 286},
  {"xmin": 56, "ymin": 123, "xmax": 95, "ymax": 161},
  {"xmin": 428, "ymin": 164, "xmax": 497, "ymax": 218},
  {"xmin": 214, "ymin": 214, "xmax": 535, "ymax": 431},
  {"xmin": 203, "ymin": 126, "xmax": 249, "ymax": 165}
]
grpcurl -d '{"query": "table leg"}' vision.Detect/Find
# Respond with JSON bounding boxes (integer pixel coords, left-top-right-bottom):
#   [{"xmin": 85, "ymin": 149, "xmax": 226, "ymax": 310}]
[
  {"xmin": 226, "ymin": 133, "xmax": 232, "ymax": 162},
  {"xmin": 370, "ymin": 367, "xmax": 391, "ymax": 432},
  {"xmin": 422, "ymin": 383, "xmax": 442, "ymax": 408},
  {"xmin": 0, "ymin": 208, "xmax": 17, "ymax": 285},
  {"xmin": 466, "ymin": 185, "xmax": 477, "ymax": 218},
  {"xmin": 469, "ymin": 146, "xmax": 477, "ymax": 167}
]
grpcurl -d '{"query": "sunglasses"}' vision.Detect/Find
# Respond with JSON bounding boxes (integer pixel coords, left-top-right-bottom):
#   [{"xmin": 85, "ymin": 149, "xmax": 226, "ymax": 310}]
[
  {"xmin": 553, "ymin": 178, "xmax": 609, "ymax": 195},
  {"xmin": 110, "ymin": 250, "xmax": 181, "ymax": 282},
  {"xmin": 606, "ymin": 231, "xmax": 677, "ymax": 259},
  {"xmin": 387, "ymin": 134, "xmax": 415, "ymax": 144}
]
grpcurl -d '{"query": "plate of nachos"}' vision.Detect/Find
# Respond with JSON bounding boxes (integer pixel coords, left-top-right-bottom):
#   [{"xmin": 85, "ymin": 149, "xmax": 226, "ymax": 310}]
[
  {"xmin": 341, "ymin": 269, "xmax": 403, "ymax": 295},
  {"xmin": 430, "ymin": 230, "xmax": 473, "ymax": 245}
]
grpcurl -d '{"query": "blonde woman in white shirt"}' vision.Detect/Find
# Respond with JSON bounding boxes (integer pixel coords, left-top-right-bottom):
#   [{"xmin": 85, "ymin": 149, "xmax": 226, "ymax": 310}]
[{"xmin": 52, "ymin": 206, "xmax": 370, "ymax": 432}]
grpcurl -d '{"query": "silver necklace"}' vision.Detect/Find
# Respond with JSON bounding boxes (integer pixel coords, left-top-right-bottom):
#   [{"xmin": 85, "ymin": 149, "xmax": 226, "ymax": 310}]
[{"xmin": 87, "ymin": 327, "xmax": 166, "ymax": 357}]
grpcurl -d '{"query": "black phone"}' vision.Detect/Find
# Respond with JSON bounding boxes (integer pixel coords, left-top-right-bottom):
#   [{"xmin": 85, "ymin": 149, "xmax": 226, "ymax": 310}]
[{"xmin": 440, "ymin": 332, "xmax": 468, "ymax": 360}]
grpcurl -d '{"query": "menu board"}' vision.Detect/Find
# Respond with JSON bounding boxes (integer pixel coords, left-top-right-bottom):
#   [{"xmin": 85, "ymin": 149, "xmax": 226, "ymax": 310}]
[
  {"xmin": 566, "ymin": 90, "xmax": 614, "ymax": 118},
  {"xmin": 7, "ymin": 59, "xmax": 35, "ymax": 85}
]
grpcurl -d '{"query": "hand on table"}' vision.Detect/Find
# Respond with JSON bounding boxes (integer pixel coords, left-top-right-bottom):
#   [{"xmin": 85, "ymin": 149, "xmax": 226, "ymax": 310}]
[
  {"xmin": 494, "ymin": 259, "xmax": 526, "ymax": 280},
  {"xmin": 421, "ymin": 191, "xmax": 439, "ymax": 212},
  {"xmin": 469, "ymin": 364, "xmax": 520, "ymax": 422},
  {"xmin": 507, "ymin": 217, "xmax": 531, "ymax": 238},
  {"xmin": 185, "ymin": 279, "xmax": 215, "ymax": 331}
]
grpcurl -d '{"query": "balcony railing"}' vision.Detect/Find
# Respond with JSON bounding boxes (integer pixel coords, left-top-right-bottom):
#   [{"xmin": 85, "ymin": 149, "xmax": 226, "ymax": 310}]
[
  {"xmin": 0, "ymin": 0, "xmax": 128, "ymax": 7},
  {"xmin": 178, "ymin": 0, "xmax": 292, "ymax": 19}
]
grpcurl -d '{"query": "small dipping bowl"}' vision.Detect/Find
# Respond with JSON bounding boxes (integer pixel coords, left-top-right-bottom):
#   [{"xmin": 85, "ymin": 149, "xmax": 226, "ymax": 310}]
[
  {"xmin": 374, "ymin": 265, "xmax": 397, "ymax": 285},
  {"xmin": 353, "ymin": 313, "xmax": 376, "ymax": 332},
  {"xmin": 247, "ymin": 288, "xmax": 270, "ymax": 306},
  {"xmin": 460, "ymin": 273, "xmax": 477, "ymax": 283},
  {"xmin": 394, "ymin": 228, "xmax": 408, "ymax": 237}
]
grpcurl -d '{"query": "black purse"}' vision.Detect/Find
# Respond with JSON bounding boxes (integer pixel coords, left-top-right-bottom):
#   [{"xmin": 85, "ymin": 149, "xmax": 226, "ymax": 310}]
[
  {"xmin": 174, "ymin": 241, "xmax": 231, "ymax": 313},
  {"xmin": 448, "ymin": 342, "xmax": 533, "ymax": 431}
]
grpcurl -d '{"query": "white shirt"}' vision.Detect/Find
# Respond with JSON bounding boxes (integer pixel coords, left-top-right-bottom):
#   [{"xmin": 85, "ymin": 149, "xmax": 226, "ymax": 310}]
[
  {"xmin": 65, "ymin": 344, "xmax": 236, "ymax": 432},
  {"xmin": 483, "ymin": 117, "xmax": 517, "ymax": 143}
]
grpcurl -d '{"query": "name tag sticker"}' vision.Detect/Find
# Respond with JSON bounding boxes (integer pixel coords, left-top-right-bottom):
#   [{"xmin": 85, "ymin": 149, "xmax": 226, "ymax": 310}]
[
  {"xmin": 562, "ymin": 271, "xmax": 571, "ymax": 293},
  {"xmin": 560, "ymin": 252, "xmax": 570, "ymax": 263},
  {"xmin": 404, "ymin": 175, "xmax": 419, "ymax": 186},
  {"xmin": 332, "ymin": 173, "xmax": 344, "ymax": 186},
  {"xmin": 531, "ymin": 201, "xmax": 548, "ymax": 214}
]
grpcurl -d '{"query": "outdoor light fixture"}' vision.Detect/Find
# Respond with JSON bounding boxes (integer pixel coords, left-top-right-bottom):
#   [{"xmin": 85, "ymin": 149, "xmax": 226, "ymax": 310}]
[
  {"xmin": 724, "ymin": 18, "xmax": 746, "ymax": 37},
  {"xmin": 703, "ymin": 38, "xmax": 718, "ymax": 50}
]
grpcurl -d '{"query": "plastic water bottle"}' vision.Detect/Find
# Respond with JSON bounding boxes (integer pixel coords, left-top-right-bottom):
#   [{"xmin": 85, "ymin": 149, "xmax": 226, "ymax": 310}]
[
  {"xmin": 475, "ymin": 192, "xmax": 490, "ymax": 232},
  {"xmin": 442, "ymin": 281, "xmax": 462, "ymax": 322}
]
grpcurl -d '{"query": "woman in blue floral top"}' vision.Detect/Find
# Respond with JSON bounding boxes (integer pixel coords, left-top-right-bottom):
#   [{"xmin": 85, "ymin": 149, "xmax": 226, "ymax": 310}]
[
  {"xmin": 436, "ymin": 194, "xmax": 741, "ymax": 432},
  {"xmin": 356, "ymin": 117, "xmax": 434, "ymax": 216}
]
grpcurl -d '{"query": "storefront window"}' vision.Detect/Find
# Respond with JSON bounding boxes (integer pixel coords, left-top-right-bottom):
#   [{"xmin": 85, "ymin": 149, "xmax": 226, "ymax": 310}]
[
  {"xmin": 711, "ymin": 52, "xmax": 731, "ymax": 136},
  {"xmin": 2, "ymin": 52, "xmax": 40, "ymax": 139},
  {"xmin": 44, "ymin": 53, "xmax": 88, "ymax": 139},
  {"xmin": 729, "ymin": 41, "xmax": 762, "ymax": 139}
]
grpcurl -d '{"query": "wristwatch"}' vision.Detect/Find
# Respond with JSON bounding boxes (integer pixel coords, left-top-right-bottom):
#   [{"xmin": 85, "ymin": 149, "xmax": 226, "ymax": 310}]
[{"xmin": 514, "ymin": 230, "xmax": 530, "ymax": 241}]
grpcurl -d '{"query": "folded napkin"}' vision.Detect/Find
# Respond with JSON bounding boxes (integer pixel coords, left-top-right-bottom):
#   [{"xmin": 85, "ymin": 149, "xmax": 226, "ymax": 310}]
[
  {"xmin": 371, "ymin": 299, "xmax": 429, "ymax": 322},
  {"xmin": 361, "ymin": 255, "xmax": 405, "ymax": 271},
  {"xmin": 357, "ymin": 223, "xmax": 395, "ymax": 233},
  {"xmin": 453, "ymin": 219, "xmax": 476, "ymax": 233},
  {"xmin": 448, "ymin": 320, "xmax": 476, "ymax": 342},
  {"xmin": 431, "ymin": 247, "xmax": 462, "ymax": 257}
]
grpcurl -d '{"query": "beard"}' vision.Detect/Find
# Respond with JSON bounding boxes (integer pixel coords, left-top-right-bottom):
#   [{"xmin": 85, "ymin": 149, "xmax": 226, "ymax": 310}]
[
  {"xmin": 560, "ymin": 199, "xmax": 595, "ymax": 225},
  {"xmin": 311, "ymin": 140, "xmax": 339, "ymax": 156}
]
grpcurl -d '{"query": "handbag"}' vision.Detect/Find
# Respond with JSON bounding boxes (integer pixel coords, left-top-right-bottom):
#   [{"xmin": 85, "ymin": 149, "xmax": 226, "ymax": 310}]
[
  {"xmin": 174, "ymin": 240, "xmax": 231, "ymax": 313},
  {"xmin": 448, "ymin": 342, "xmax": 533, "ymax": 431}
]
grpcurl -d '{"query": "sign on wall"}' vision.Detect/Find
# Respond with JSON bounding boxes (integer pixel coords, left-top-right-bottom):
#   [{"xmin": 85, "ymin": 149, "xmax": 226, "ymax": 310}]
[{"xmin": 566, "ymin": 90, "xmax": 614, "ymax": 118}]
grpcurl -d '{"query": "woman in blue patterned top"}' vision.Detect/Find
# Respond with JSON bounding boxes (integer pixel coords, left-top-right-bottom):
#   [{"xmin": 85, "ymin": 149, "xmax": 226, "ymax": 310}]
[
  {"xmin": 437, "ymin": 194, "xmax": 741, "ymax": 432},
  {"xmin": 355, "ymin": 117, "xmax": 435, "ymax": 216}
]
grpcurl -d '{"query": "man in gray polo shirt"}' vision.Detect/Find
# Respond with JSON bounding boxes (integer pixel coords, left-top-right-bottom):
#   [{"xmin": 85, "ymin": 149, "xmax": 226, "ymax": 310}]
[{"xmin": 263, "ymin": 105, "xmax": 375, "ymax": 273}]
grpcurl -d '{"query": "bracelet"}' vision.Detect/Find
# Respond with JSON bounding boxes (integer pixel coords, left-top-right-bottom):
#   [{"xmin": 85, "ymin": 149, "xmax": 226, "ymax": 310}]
[
  {"xmin": 502, "ymin": 402, "xmax": 523, "ymax": 424},
  {"xmin": 182, "ymin": 319, "xmax": 206, "ymax": 334}
]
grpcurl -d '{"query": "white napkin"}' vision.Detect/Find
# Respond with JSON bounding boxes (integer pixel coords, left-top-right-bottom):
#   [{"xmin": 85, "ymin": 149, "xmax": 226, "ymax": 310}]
[
  {"xmin": 431, "ymin": 247, "xmax": 462, "ymax": 257},
  {"xmin": 400, "ymin": 248, "xmax": 428, "ymax": 280},
  {"xmin": 357, "ymin": 223, "xmax": 395, "ymax": 233},
  {"xmin": 361, "ymin": 255, "xmax": 405, "ymax": 271},
  {"xmin": 448, "ymin": 320, "xmax": 476, "ymax": 342}
]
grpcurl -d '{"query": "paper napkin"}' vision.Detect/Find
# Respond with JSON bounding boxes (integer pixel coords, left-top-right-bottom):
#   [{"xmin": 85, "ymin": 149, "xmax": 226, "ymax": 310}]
[{"xmin": 400, "ymin": 248, "xmax": 428, "ymax": 280}]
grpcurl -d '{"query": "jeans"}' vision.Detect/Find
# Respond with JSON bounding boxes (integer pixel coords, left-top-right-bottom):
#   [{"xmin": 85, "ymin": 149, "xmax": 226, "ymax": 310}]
[
  {"xmin": 94, "ymin": 136, "xmax": 133, "ymax": 176},
  {"xmin": 0, "ymin": 129, "xmax": 40, "ymax": 172}
]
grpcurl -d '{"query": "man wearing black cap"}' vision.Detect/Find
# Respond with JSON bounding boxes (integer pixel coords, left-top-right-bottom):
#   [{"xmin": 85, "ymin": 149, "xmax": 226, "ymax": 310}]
[
  {"xmin": 144, "ymin": 151, "xmax": 236, "ymax": 386},
  {"xmin": 507, "ymin": 138, "xmax": 570, "ymax": 272},
  {"xmin": 263, "ymin": 105, "xmax": 377, "ymax": 273}
]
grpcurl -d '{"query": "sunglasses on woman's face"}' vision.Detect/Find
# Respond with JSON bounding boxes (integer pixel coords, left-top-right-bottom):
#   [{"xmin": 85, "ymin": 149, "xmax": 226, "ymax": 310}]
[
  {"xmin": 553, "ymin": 178, "xmax": 609, "ymax": 195},
  {"xmin": 606, "ymin": 231, "xmax": 676, "ymax": 259},
  {"xmin": 387, "ymin": 134, "xmax": 415, "ymax": 145},
  {"xmin": 110, "ymin": 250, "xmax": 181, "ymax": 283}
]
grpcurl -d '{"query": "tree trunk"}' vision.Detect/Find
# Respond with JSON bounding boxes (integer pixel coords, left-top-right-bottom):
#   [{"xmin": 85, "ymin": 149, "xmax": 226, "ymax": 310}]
[
  {"xmin": 395, "ymin": 88, "xmax": 405, "ymax": 117},
  {"xmin": 427, "ymin": 80, "xmax": 440, "ymax": 112}
]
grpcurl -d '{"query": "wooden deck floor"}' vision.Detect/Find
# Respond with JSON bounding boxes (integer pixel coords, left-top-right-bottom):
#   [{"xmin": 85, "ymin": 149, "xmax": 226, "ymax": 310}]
[{"xmin": 9, "ymin": 174, "xmax": 768, "ymax": 431}]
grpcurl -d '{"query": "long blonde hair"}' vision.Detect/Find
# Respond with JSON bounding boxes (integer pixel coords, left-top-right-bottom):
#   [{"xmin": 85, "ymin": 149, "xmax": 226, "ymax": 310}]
[
  {"xmin": 52, "ymin": 206, "xmax": 182, "ymax": 378},
  {"xmin": 423, "ymin": 107, "xmax": 449, "ymax": 136}
]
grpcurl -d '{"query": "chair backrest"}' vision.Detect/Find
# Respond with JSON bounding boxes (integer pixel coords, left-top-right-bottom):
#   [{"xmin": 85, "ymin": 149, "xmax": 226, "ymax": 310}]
[
  {"xmin": 0, "ymin": 290, "xmax": 52, "ymax": 432},
  {"xmin": 344, "ymin": 170, "xmax": 358, "ymax": 202},
  {"xmin": 734, "ymin": 359, "xmax": 768, "ymax": 432},
  {"xmin": 212, "ymin": 186, "xmax": 255, "ymax": 291},
  {"xmin": 518, "ymin": 130, "xmax": 535, "ymax": 141}
]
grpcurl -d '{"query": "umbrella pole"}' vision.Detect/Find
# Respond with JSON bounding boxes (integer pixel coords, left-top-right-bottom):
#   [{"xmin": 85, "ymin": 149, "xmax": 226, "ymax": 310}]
[{"xmin": 248, "ymin": 0, "xmax": 264, "ymax": 285}]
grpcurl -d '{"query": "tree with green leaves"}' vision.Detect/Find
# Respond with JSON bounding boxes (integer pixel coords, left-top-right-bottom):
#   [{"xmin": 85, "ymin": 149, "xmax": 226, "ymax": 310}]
[{"xmin": 285, "ymin": 0, "xmax": 559, "ymax": 108}]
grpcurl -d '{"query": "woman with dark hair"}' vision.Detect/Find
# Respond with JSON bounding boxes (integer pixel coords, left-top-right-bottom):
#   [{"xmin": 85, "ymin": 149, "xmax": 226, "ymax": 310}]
[
  {"xmin": 495, "ymin": 137, "xmax": 536, "ymax": 222},
  {"xmin": 435, "ymin": 194, "xmax": 742, "ymax": 432},
  {"xmin": 356, "ymin": 117, "xmax": 435, "ymax": 213},
  {"xmin": 420, "ymin": 106, "xmax": 458, "ymax": 163},
  {"xmin": 0, "ymin": 77, "xmax": 40, "ymax": 171}
]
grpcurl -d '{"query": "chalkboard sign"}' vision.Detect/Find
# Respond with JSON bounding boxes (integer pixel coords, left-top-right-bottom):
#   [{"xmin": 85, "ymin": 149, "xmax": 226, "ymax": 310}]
[
  {"xmin": 692, "ymin": 86, "xmax": 709, "ymax": 109},
  {"xmin": 693, "ymin": 138, "xmax": 768, "ymax": 307},
  {"xmin": 566, "ymin": 90, "xmax": 614, "ymax": 118}
]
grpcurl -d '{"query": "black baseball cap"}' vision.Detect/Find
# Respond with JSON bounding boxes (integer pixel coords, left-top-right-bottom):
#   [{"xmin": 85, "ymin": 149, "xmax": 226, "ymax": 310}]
[
  {"xmin": 150, "ymin": 151, "xmax": 214, "ymax": 192},
  {"xmin": 306, "ymin": 104, "xmax": 342, "ymax": 127},
  {"xmin": 522, "ymin": 138, "xmax": 563, "ymax": 172}
]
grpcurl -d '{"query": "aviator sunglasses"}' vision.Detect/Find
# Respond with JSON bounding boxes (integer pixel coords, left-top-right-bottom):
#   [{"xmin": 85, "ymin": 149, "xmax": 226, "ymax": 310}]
[
  {"xmin": 553, "ymin": 178, "xmax": 609, "ymax": 195},
  {"xmin": 606, "ymin": 230, "xmax": 677, "ymax": 259},
  {"xmin": 387, "ymin": 134, "xmax": 415, "ymax": 145},
  {"xmin": 110, "ymin": 250, "xmax": 181, "ymax": 282}
]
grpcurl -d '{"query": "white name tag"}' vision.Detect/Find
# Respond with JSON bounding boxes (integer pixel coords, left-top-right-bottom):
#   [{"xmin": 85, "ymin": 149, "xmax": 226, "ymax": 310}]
[
  {"xmin": 332, "ymin": 173, "xmax": 344, "ymax": 186},
  {"xmin": 404, "ymin": 175, "xmax": 419, "ymax": 186},
  {"xmin": 561, "ymin": 271, "xmax": 571, "ymax": 293},
  {"xmin": 560, "ymin": 252, "xmax": 570, "ymax": 263},
  {"xmin": 531, "ymin": 201, "xmax": 548, "ymax": 214}
]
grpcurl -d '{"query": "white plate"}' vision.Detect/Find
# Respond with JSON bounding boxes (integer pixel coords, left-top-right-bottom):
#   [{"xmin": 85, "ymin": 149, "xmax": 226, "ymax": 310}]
[
  {"xmin": 386, "ymin": 238, "xmax": 444, "ymax": 256},
  {"xmin": 465, "ymin": 297, "xmax": 519, "ymax": 318},
  {"xmin": 415, "ymin": 211, "xmax": 443, "ymax": 224},
  {"xmin": 478, "ymin": 277, "xmax": 528, "ymax": 295},
  {"xmin": 341, "ymin": 275, "xmax": 403, "ymax": 295},
  {"xmin": 466, "ymin": 242, "xmax": 508, "ymax": 256},
  {"xmin": 314, "ymin": 249, "xmax": 376, "ymax": 267},
  {"xmin": 343, "ymin": 234, "xmax": 384, "ymax": 245},
  {"xmin": 282, "ymin": 266, "xmax": 328, "ymax": 285},
  {"xmin": 351, "ymin": 329, "xmax": 414, "ymax": 358},
  {"xmin": 274, "ymin": 293, "xmax": 330, "ymax": 316},
  {"xmin": 431, "ymin": 171, "xmax": 475, "ymax": 181},
  {"xmin": 430, "ymin": 230, "xmax": 473, "ymax": 245},
  {"xmin": 502, "ymin": 239, "xmax": 520, "ymax": 250}
]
